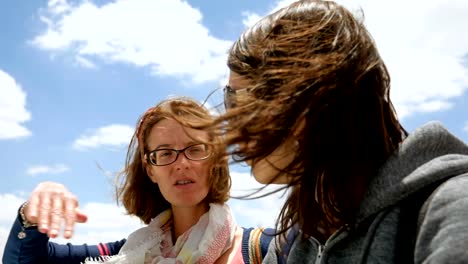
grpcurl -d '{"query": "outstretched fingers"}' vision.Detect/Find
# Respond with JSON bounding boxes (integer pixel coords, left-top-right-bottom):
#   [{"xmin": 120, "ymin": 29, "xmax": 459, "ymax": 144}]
[{"xmin": 24, "ymin": 182, "xmax": 87, "ymax": 238}]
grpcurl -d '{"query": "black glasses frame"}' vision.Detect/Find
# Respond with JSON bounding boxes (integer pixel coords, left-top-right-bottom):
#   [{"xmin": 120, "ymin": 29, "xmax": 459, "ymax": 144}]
[{"xmin": 145, "ymin": 143, "xmax": 211, "ymax": 166}]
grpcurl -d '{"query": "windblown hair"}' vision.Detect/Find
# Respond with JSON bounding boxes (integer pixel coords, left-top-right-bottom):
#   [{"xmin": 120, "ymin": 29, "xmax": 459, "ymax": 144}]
[
  {"xmin": 220, "ymin": 0, "xmax": 407, "ymax": 241},
  {"xmin": 116, "ymin": 97, "xmax": 230, "ymax": 224}
]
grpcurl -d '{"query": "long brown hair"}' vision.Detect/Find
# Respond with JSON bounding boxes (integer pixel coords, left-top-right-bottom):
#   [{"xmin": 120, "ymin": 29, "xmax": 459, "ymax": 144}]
[
  {"xmin": 116, "ymin": 97, "xmax": 230, "ymax": 224},
  {"xmin": 219, "ymin": 0, "xmax": 406, "ymax": 241}
]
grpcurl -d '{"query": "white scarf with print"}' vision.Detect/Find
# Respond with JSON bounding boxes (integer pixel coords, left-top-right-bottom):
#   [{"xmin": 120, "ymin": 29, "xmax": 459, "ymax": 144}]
[{"xmin": 84, "ymin": 203, "xmax": 236, "ymax": 264}]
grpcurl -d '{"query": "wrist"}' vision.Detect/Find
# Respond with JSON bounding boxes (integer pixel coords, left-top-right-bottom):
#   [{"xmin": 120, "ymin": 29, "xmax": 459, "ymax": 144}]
[{"xmin": 19, "ymin": 201, "xmax": 38, "ymax": 228}]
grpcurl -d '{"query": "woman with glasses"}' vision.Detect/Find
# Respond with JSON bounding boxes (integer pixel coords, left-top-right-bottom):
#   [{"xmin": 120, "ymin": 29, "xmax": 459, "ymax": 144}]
[
  {"xmin": 3, "ymin": 97, "xmax": 272, "ymax": 263},
  {"xmin": 218, "ymin": 0, "xmax": 468, "ymax": 263}
]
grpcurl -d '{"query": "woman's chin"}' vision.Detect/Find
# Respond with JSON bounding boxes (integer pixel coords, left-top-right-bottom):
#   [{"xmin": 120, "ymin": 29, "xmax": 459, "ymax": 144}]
[
  {"xmin": 252, "ymin": 173, "xmax": 274, "ymax": 184},
  {"xmin": 249, "ymin": 141, "xmax": 297, "ymax": 185},
  {"xmin": 252, "ymin": 162, "xmax": 289, "ymax": 184}
]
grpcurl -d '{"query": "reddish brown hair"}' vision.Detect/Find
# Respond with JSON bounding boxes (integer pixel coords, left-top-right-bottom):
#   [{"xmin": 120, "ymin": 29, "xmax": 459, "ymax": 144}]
[{"xmin": 116, "ymin": 97, "xmax": 230, "ymax": 224}]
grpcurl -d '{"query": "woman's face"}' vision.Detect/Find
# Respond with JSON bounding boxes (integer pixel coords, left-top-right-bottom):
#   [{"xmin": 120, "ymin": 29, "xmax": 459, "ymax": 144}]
[
  {"xmin": 228, "ymin": 71, "xmax": 296, "ymax": 184},
  {"xmin": 145, "ymin": 118, "xmax": 211, "ymax": 209}
]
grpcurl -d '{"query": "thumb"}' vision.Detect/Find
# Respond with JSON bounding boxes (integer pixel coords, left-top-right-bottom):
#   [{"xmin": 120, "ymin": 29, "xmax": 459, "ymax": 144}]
[{"xmin": 75, "ymin": 208, "xmax": 88, "ymax": 223}]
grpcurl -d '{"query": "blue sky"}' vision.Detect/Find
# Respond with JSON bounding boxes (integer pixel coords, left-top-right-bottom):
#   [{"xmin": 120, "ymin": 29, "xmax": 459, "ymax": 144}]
[{"xmin": 1, "ymin": 0, "xmax": 467, "ymax": 257}]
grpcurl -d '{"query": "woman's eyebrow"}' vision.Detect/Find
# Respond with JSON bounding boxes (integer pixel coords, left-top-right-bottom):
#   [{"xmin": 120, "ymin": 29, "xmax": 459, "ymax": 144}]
[
  {"xmin": 154, "ymin": 141, "xmax": 199, "ymax": 150},
  {"xmin": 154, "ymin": 143, "xmax": 172, "ymax": 149}
]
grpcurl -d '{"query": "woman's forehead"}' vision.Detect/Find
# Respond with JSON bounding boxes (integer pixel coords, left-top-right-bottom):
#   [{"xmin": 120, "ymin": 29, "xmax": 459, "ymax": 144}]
[{"xmin": 148, "ymin": 119, "xmax": 208, "ymax": 145}]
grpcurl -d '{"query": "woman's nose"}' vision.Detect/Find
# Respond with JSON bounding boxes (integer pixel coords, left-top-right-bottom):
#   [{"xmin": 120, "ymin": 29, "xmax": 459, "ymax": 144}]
[{"xmin": 174, "ymin": 153, "xmax": 190, "ymax": 169}]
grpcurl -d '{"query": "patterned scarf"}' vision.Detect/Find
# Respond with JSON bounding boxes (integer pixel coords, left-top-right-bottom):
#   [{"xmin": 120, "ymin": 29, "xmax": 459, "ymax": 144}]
[{"xmin": 84, "ymin": 203, "xmax": 236, "ymax": 264}]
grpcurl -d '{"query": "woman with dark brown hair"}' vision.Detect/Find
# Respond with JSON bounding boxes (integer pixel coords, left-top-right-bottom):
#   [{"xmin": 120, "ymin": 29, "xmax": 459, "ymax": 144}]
[
  {"xmin": 4, "ymin": 97, "xmax": 272, "ymax": 264},
  {"xmin": 220, "ymin": 0, "xmax": 468, "ymax": 263}
]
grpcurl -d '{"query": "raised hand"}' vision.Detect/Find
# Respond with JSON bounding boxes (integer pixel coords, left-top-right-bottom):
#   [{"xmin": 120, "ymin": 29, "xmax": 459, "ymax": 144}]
[{"xmin": 24, "ymin": 181, "xmax": 88, "ymax": 239}]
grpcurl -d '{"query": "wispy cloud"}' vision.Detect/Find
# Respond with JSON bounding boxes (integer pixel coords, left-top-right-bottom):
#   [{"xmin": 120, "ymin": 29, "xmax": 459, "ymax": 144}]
[
  {"xmin": 241, "ymin": 11, "xmax": 262, "ymax": 27},
  {"xmin": 0, "ymin": 69, "xmax": 32, "ymax": 140},
  {"xmin": 464, "ymin": 122, "xmax": 468, "ymax": 132},
  {"xmin": 26, "ymin": 164, "xmax": 70, "ymax": 176},
  {"xmin": 75, "ymin": 55, "xmax": 97, "ymax": 69},
  {"xmin": 47, "ymin": 0, "xmax": 71, "ymax": 15},
  {"xmin": 241, "ymin": 0, "xmax": 294, "ymax": 27},
  {"xmin": 241, "ymin": 0, "xmax": 468, "ymax": 119},
  {"xmin": 73, "ymin": 124, "xmax": 134, "ymax": 150},
  {"xmin": 32, "ymin": 0, "xmax": 232, "ymax": 84}
]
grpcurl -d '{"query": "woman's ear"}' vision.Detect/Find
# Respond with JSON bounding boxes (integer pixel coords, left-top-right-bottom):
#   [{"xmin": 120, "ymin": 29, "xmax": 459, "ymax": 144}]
[{"xmin": 144, "ymin": 162, "xmax": 158, "ymax": 183}]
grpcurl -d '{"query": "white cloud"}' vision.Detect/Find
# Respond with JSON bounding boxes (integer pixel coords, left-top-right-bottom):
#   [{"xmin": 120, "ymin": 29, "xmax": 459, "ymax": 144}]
[
  {"xmin": 26, "ymin": 164, "xmax": 70, "ymax": 176},
  {"xmin": 241, "ymin": 11, "xmax": 262, "ymax": 27},
  {"xmin": 464, "ymin": 122, "xmax": 468, "ymax": 132},
  {"xmin": 229, "ymin": 194, "xmax": 285, "ymax": 228},
  {"xmin": 229, "ymin": 170, "xmax": 287, "ymax": 228},
  {"xmin": 0, "ymin": 193, "xmax": 26, "ymax": 259},
  {"xmin": 0, "ymin": 70, "xmax": 32, "ymax": 140},
  {"xmin": 73, "ymin": 124, "xmax": 134, "ymax": 150},
  {"xmin": 241, "ymin": 0, "xmax": 468, "ymax": 119},
  {"xmin": 0, "ymin": 194, "xmax": 25, "ymax": 224},
  {"xmin": 33, "ymin": 0, "xmax": 232, "ymax": 84},
  {"xmin": 230, "ymin": 170, "xmax": 284, "ymax": 196},
  {"xmin": 0, "ymin": 227, "xmax": 10, "ymax": 260}
]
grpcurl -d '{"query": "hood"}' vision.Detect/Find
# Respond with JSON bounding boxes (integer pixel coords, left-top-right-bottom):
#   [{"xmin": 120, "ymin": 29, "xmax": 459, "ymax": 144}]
[{"xmin": 356, "ymin": 121, "xmax": 468, "ymax": 223}]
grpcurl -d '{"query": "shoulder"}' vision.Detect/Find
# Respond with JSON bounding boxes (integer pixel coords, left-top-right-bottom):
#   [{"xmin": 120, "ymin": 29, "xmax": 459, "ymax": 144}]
[
  {"xmin": 426, "ymin": 173, "xmax": 468, "ymax": 207},
  {"xmin": 418, "ymin": 173, "xmax": 468, "ymax": 227},
  {"xmin": 420, "ymin": 173, "xmax": 468, "ymax": 214},
  {"xmin": 415, "ymin": 173, "xmax": 468, "ymax": 263}
]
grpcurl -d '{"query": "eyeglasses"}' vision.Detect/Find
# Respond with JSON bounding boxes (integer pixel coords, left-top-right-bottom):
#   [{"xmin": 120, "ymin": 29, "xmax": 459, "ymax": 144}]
[
  {"xmin": 145, "ymin": 143, "xmax": 212, "ymax": 166},
  {"xmin": 223, "ymin": 85, "xmax": 236, "ymax": 109},
  {"xmin": 223, "ymin": 85, "xmax": 251, "ymax": 110}
]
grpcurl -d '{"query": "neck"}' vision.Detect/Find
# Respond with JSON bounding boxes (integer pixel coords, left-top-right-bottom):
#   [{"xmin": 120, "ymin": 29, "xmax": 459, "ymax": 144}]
[{"xmin": 171, "ymin": 203, "xmax": 210, "ymax": 241}]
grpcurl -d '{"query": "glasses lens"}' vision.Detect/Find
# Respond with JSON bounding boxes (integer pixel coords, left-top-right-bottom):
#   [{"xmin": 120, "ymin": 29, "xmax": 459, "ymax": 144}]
[
  {"xmin": 224, "ymin": 85, "xmax": 236, "ymax": 109},
  {"xmin": 147, "ymin": 153, "xmax": 157, "ymax": 165},
  {"xmin": 185, "ymin": 144, "xmax": 211, "ymax": 160},
  {"xmin": 153, "ymin": 149, "xmax": 177, "ymax": 166}
]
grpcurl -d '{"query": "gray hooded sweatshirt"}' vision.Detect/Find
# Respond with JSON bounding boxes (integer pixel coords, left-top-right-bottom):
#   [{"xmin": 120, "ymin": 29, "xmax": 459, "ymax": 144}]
[{"xmin": 264, "ymin": 121, "xmax": 468, "ymax": 263}]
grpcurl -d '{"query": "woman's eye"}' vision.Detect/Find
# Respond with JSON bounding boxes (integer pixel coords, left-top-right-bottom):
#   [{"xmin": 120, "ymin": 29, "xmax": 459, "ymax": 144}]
[
  {"xmin": 158, "ymin": 151, "xmax": 173, "ymax": 158},
  {"xmin": 189, "ymin": 145, "xmax": 205, "ymax": 153}
]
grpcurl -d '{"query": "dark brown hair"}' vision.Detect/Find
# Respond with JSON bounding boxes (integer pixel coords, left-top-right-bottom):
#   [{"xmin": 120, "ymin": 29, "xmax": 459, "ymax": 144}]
[
  {"xmin": 116, "ymin": 97, "xmax": 230, "ymax": 224},
  {"xmin": 220, "ymin": 0, "xmax": 406, "ymax": 242}
]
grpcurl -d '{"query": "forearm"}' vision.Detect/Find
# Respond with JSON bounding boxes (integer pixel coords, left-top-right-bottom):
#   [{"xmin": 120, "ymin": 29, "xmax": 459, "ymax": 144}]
[{"xmin": 3, "ymin": 205, "xmax": 127, "ymax": 264}]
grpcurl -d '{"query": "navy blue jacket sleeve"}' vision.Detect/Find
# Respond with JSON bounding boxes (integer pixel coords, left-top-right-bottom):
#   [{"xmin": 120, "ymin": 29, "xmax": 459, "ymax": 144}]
[{"xmin": 3, "ymin": 209, "xmax": 126, "ymax": 264}]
